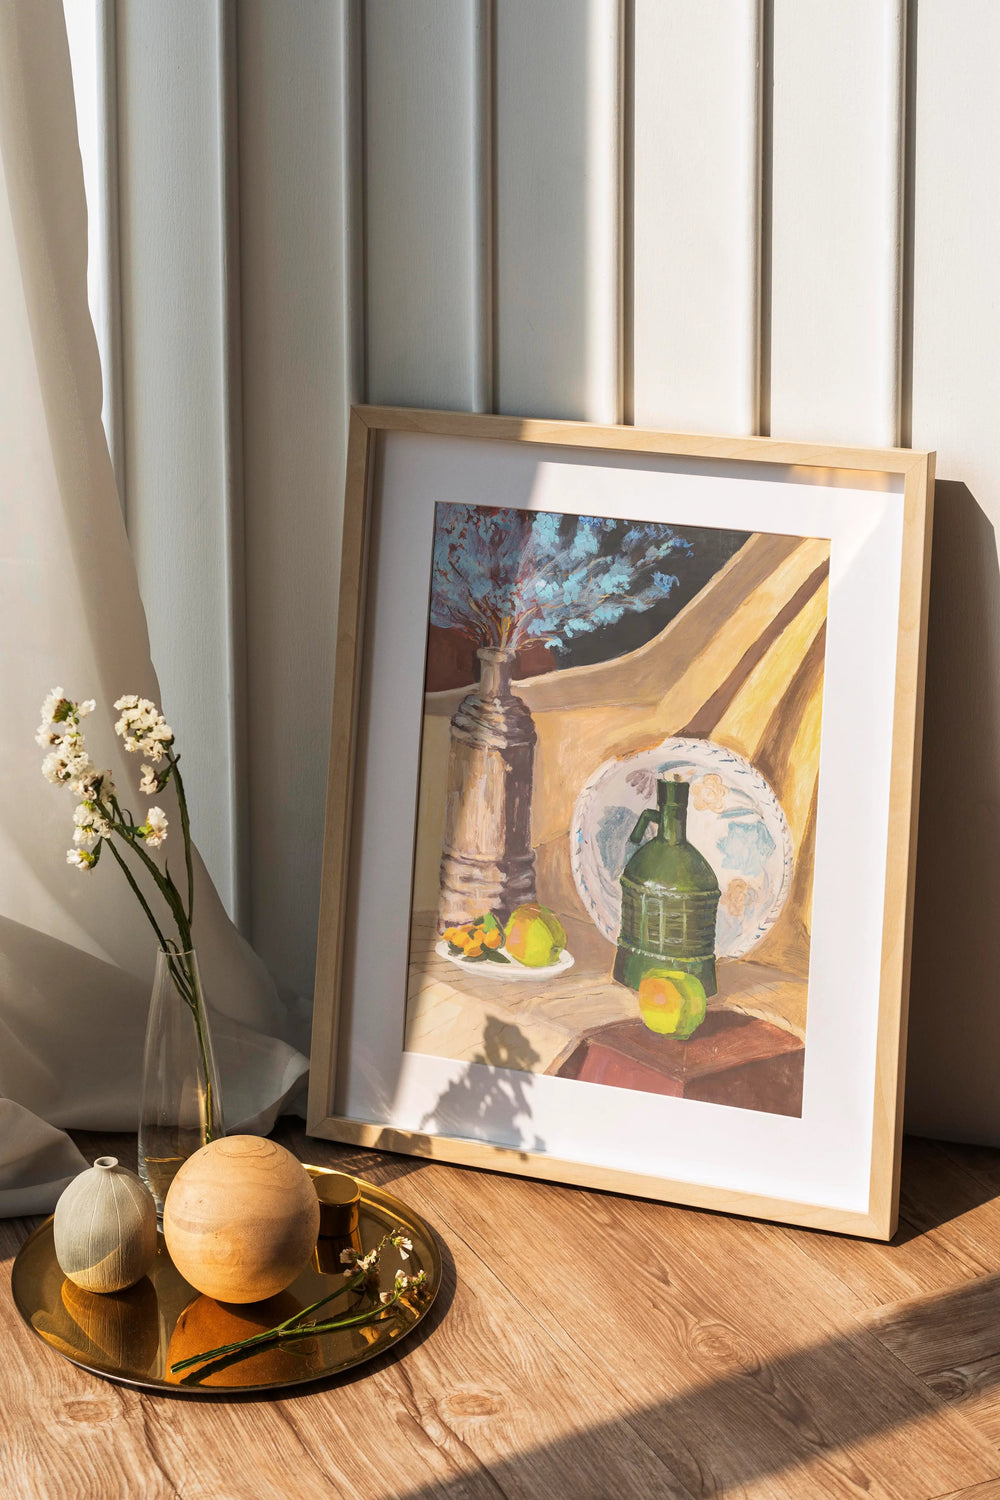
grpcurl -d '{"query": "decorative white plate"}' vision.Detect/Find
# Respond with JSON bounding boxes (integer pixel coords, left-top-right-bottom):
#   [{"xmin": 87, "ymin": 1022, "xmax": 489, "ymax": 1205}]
[
  {"xmin": 434, "ymin": 940, "xmax": 575, "ymax": 983},
  {"xmin": 570, "ymin": 737, "xmax": 793, "ymax": 959}
]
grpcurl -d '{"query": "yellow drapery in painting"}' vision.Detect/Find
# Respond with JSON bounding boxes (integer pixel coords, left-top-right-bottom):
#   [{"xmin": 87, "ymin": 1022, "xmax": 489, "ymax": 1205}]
[
  {"xmin": 407, "ymin": 532, "xmax": 830, "ymax": 1063},
  {"xmin": 413, "ymin": 532, "xmax": 828, "ymax": 984}
]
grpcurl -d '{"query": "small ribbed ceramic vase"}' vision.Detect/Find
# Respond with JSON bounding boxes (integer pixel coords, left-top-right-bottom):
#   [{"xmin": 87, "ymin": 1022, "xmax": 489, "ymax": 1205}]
[{"xmin": 53, "ymin": 1157, "xmax": 157, "ymax": 1293}]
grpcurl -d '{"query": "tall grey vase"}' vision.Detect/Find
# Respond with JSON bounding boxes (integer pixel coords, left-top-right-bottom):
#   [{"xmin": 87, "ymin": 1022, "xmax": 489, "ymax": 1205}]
[{"xmin": 437, "ymin": 645, "xmax": 537, "ymax": 929}]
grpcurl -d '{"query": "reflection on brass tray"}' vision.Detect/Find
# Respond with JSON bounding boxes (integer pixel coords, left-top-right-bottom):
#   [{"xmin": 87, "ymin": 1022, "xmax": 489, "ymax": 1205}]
[{"xmin": 11, "ymin": 1169, "xmax": 442, "ymax": 1395}]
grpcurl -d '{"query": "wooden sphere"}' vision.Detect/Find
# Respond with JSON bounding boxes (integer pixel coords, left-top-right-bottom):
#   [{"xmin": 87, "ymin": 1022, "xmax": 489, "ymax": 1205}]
[
  {"xmin": 54, "ymin": 1157, "xmax": 157, "ymax": 1293},
  {"xmin": 162, "ymin": 1136, "xmax": 320, "ymax": 1303}
]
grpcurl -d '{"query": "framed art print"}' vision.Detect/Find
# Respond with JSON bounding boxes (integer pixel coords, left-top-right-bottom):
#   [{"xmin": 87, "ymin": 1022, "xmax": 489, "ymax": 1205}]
[{"xmin": 308, "ymin": 406, "xmax": 935, "ymax": 1239}]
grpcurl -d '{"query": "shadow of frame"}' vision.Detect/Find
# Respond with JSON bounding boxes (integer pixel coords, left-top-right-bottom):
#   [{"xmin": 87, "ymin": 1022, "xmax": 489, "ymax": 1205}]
[{"xmin": 905, "ymin": 480, "xmax": 1000, "ymax": 1143}]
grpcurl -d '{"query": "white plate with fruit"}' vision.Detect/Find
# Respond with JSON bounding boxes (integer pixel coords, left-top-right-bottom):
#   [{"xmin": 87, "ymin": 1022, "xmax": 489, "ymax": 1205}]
[{"xmin": 435, "ymin": 905, "xmax": 575, "ymax": 983}]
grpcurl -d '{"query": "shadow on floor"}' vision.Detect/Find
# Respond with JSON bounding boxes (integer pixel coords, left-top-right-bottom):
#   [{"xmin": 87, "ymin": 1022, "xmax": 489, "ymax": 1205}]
[
  {"xmin": 891, "ymin": 1134, "xmax": 1000, "ymax": 1246},
  {"xmin": 391, "ymin": 1267, "xmax": 1000, "ymax": 1499}
]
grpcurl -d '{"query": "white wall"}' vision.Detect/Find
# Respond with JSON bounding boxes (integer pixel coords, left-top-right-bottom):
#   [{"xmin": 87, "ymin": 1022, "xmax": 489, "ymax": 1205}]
[{"xmin": 67, "ymin": 1, "xmax": 1000, "ymax": 1142}]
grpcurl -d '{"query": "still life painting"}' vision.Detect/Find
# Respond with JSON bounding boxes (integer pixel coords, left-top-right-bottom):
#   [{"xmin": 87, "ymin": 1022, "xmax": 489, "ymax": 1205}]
[
  {"xmin": 404, "ymin": 498, "xmax": 829, "ymax": 1120},
  {"xmin": 310, "ymin": 409, "xmax": 932, "ymax": 1236}
]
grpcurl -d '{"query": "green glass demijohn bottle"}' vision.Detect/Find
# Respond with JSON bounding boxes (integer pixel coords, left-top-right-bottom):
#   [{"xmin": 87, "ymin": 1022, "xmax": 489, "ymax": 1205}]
[{"xmin": 613, "ymin": 774, "xmax": 721, "ymax": 996}]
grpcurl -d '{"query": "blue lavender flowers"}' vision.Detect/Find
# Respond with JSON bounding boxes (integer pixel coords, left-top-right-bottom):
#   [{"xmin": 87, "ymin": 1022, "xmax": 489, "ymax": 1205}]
[{"xmin": 430, "ymin": 504, "xmax": 691, "ymax": 652}]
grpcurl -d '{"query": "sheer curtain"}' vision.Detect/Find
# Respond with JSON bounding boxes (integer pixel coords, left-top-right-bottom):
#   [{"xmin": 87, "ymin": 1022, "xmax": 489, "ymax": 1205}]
[{"xmin": 0, "ymin": 3, "xmax": 308, "ymax": 1214}]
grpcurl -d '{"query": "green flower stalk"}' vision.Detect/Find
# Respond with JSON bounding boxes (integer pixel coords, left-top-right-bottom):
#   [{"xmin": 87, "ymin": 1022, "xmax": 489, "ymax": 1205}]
[
  {"xmin": 37, "ymin": 689, "xmax": 215, "ymax": 1140},
  {"xmin": 168, "ymin": 1232, "xmax": 428, "ymax": 1379}
]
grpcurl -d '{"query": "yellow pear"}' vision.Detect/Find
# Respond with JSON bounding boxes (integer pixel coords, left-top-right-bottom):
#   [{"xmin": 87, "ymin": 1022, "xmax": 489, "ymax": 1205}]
[{"xmin": 504, "ymin": 904, "xmax": 566, "ymax": 967}]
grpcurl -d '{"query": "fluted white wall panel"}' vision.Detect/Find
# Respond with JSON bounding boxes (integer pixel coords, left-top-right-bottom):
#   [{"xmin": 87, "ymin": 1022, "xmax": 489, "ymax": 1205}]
[
  {"xmin": 116, "ymin": 1, "xmax": 241, "ymax": 916},
  {"xmin": 769, "ymin": 0, "xmax": 905, "ymax": 444},
  {"xmin": 238, "ymin": 1, "xmax": 360, "ymax": 1000},
  {"xmin": 631, "ymin": 1, "xmax": 760, "ymax": 435},
  {"xmin": 494, "ymin": 0, "xmax": 621, "ymax": 422},
  {"xmin": 365, "ymin": 0, "xmax": 487, "ymax": 410},
  {"xmin": 67, "ymin": 1, "xmax": 1000, "ymax": 1137},
  {"xmin": 909, "ymin": 2, "xmax": 1000, "ymax": 502}
]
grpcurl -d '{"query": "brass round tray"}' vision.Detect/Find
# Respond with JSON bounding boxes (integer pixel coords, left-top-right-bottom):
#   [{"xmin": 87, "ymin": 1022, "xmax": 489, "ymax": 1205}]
[{"xmin": 11, "ymin": 1169, "xmax": 441, "ymax": 1396}]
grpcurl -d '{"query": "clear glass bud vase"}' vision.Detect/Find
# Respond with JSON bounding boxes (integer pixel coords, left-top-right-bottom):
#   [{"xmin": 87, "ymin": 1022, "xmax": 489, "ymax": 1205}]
[{"xmin": 138, "ymin": 948, "xmax": 224, "ymax": 1218}]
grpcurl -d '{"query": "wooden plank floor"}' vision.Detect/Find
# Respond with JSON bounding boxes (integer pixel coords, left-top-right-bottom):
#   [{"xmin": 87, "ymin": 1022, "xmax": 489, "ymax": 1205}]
[{"xmin": 5, "ymin": 1132, "xmax": 1000, "ymax": 1498}]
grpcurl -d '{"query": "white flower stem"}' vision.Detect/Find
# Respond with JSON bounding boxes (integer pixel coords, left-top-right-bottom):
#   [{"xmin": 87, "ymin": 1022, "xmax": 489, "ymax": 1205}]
[
  {"xmin": 169, "ymin": 754, "xmax": 195, "ymax": 926},
  {"xmin": 104, "ymin": 838, "xmax": 172, "ymax": 954},
  {"xmin": 107, "ymin": 797, "xmax": 191, "ymax": 949},
  {"xmin": 41, "ymin": 693, "xmax": 217, "ymax": 1142},
  {"xmin": 167, "ymin": 1260, "xmax": 419, "ymax": 1377},
  {"xmin": 101, "ymin": 796, "xmax": 213, "ymax": 1139}
]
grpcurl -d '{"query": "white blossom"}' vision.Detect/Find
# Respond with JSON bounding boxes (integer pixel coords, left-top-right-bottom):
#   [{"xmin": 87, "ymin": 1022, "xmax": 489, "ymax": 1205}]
[
  {"xmin": 74, "ymin": 767, "xmax": 115, "ymax": 804},
  {"xmin": 37, "ymin": 689, "xmax": 94, "ymax": 749},
  {"xmin": 73, "ymin": 804, "xmax": 111, "ymax": 847},
  {"xmin": 390, "ymin": 1232, "xmax": 412, "ymax": 1260},
  {"xmin": 67, "ymin": 760, "xmax": 101, "ymax": 796},
  {"xmin": 42, "ymin": 741, "xmax": 94, "ymax": 788},
  {"xmin": 380, "ymin": 1269, "xmax": 423, "ymax": 1303},
  {"xmin": 41, "ymin": 751, "xmax": 66, "ymax": 784},
  {"xmin": 39, "ymin": 694, "xmax": 196, "ymax": 952},
  {"xmin": 113, "ymin": 695, "xmax": 173, "ymax": 760},
  {"xmin": 142, "ymin": 806, "xmax": 169, "ymax": 848},
  {"xmin": 39, "ymin": 688, "xmax": 69, "ymax": 725},
  {"xmin": 38, "ymin": 691, "xmax": 100, "ymax": 793}
]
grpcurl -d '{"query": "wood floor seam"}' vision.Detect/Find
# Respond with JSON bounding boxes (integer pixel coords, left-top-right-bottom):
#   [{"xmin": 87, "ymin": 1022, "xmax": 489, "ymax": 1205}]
[
  {"xmin": 924, "ymin": 1479, "xmax": 1000, "ymax": 1500},
  {"xmin": 854, "ymin": 1322, "xmax": 1000, "ymax": 1475},
  {"xmin": 381, "ymin": 1184, "xmax": 702, "ymax": 1499},
  {"xmin": 134, "ymin": 1395, "xmax": 183, "ymax": 1500}
]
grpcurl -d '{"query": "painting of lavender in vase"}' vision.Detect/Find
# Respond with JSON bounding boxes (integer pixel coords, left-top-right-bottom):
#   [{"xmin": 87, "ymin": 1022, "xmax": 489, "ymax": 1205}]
[
  {"xmin": 405, "ymin": 498, "xmax": 827, "ymax": 1123},
  {"xmin": 429, "ymin": 505, "xmax": 692, "ymax": 931}
]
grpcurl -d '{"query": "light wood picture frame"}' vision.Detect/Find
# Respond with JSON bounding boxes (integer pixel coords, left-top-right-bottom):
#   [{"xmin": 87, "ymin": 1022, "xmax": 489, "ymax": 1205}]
[{"xmin": 308, "ymin": 406, "xmax": 935, "ymax": 1240}]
